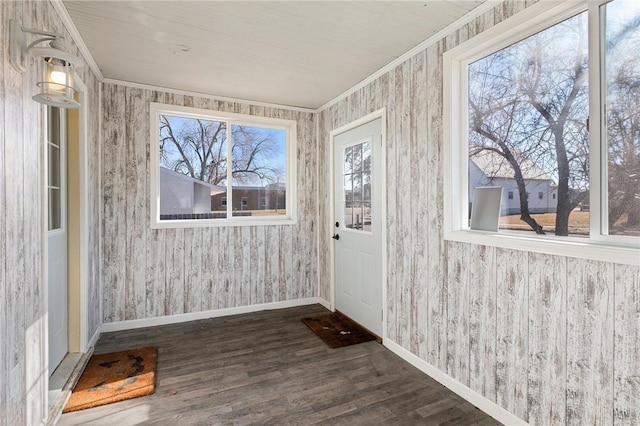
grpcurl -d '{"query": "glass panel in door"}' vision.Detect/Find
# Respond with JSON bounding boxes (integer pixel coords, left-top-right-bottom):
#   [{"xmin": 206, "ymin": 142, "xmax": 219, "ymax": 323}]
[{"xmin": 343, "ymin": 140, "xmax": 372, "ymax": 232}]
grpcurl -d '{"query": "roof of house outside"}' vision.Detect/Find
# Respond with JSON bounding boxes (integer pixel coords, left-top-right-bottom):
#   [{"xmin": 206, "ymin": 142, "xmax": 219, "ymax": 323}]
[
  {"xmin": 160, "ymin": 166, "xmax": 226, "ymax": 195},
  {"xmin": 469, "ymin": 149, "xmax": 554, "ymax": 182}
]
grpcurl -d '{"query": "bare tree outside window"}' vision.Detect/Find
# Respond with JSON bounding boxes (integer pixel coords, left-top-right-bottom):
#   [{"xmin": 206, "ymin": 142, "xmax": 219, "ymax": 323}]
[
  {"xmin": 158, "ymin": 114, "xmax": 287, "ymax": 219},
  {"xmin": 605, "ymin": 0, "xmax": 640, "ymax": 236},
  {"xmin": 469, "ymin": 13, "xmax": 589, "ymax": 236},
  {"xmin": 468, "ymin": 2, "xmax": 640, "ymax": 238}
]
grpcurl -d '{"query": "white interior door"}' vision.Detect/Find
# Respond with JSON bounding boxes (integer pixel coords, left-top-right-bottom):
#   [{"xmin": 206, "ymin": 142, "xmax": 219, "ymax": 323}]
[
  {"xmin": 333, "ymin": 118, "xmax": 383, "ymax": 336},
  {"xmin": 47, "ymin": 106, "xmax": 68, "ymax": 373}
]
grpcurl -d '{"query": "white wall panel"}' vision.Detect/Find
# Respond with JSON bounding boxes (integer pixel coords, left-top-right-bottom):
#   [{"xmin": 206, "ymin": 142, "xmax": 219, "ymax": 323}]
[{"xmin": 318, "ymin": 1, "xmax": 640, "ymax": 423}]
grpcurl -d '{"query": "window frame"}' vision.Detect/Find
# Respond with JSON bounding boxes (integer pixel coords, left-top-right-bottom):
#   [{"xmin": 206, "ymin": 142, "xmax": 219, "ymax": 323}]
[
  {"xmin": 150, "ymin": 102, "xmax": 297, "ymax": 228},
  {"xmin": 443, "ymin": 0, "xmax": 640, "ymax": 266}
]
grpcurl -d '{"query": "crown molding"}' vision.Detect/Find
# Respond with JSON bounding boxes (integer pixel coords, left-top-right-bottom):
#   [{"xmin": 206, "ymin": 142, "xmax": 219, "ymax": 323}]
[
  {"xmin": 317, "ymin": 0, "xmax": 502, "ymax": 112},
  {"xmin": 50, "ymin": 0, "xmax": 104, "ymax": 81},
  {"xmin": 102, "ymin": 78, "xmax": 317, "ymax": 114}
]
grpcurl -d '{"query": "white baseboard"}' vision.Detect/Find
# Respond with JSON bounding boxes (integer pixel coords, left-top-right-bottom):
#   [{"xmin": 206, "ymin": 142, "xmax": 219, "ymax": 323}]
[
  {"xmin": 383, "ymin": 339, "xmax": 528, "ymax": 426},
  {"xmin": 86, "ymin": 326, "xmax": 101, "ymax": 349},
  {"xmin": 100, "ymin": 297, "xmax": 326, "ymax": 333},
  {"xmin": 316, "ymin": 297, "xmax": 332, "ymax": 311}
]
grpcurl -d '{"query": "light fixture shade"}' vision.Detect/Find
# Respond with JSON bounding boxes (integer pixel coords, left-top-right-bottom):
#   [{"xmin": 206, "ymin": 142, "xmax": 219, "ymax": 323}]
[
  {"xmin": 9, "ymin": 21, "xmax": 83, "ymax": 109},
  {"xmin": 32, "ymin": 56, "xmax": 80, "ymax": 108}
]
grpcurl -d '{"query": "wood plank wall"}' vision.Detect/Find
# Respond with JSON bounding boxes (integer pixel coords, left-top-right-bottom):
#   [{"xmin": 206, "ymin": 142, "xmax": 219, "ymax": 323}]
[
  {"xmin": 0, "ymin": 1, "xmax": 102, "ymax": 425},
  {"xmin": 318, "ymin": 1, "xmax": 640, "ymax": 424},
  {"xmin": 100, "ymin": 84, "xmax": 318, "ymax": 323}
]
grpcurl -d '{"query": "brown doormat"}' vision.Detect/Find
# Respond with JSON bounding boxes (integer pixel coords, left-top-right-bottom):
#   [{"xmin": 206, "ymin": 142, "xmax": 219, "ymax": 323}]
[
  {"xmin": 302, "ymin": 312, "xmax": 379, "ymax": 348},
  {"xmin": 63, "ymin": 346, "xmax": 157, "ymax": 413}
]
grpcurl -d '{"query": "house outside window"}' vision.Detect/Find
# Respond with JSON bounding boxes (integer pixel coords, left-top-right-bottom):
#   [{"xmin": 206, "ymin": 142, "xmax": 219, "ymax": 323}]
[
  {"xmin": 444, "ymin": 0, "xmax": 639, "ymax": 264},
  {"xmin": 150, "ymin": 103, "xmax": 297, "ymax": 227}
]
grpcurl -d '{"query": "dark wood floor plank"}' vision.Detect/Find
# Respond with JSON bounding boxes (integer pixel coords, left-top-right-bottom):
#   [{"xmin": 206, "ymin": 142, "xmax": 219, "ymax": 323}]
[{"xmin": 58, "ymin": 305, "xmax": 501, "ymax": 425}]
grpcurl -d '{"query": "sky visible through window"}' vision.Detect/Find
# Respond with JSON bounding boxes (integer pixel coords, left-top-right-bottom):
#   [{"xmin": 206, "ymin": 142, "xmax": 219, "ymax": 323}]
[
  {"xmin": 159, "ymin": 115, "xmax": 286, "ymax": 187},
  {"xmin": 467, "ymin": 0, "xmax": 639, "ymax": 238},
  {"xmin": 157, "ymin": 112, "xmax": 289, "ymax": 220}
]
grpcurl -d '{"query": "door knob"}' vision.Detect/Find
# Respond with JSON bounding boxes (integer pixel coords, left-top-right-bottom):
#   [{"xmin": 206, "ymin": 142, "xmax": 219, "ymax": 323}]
[{"xmin": 332, "ymin": 234, "xmax": 340, "ymax": 240}]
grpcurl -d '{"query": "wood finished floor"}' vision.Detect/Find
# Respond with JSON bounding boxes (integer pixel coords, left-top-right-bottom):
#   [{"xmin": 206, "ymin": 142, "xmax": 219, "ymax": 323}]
[{"xmin": 58, "ymin": 305, "xmax": 501, "ymax": 425}]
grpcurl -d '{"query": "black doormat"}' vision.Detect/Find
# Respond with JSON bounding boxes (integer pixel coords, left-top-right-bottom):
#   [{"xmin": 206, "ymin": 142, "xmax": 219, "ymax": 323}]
[{"xmin": 302, "ymin": 312, "xmax": 379, "ymax": 348}]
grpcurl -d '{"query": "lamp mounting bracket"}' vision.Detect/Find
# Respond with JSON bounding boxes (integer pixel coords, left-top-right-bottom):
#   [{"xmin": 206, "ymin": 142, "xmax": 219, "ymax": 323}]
[{"xmin": 9, "ymin": 20, "xmax": 66, "ymax": 72}]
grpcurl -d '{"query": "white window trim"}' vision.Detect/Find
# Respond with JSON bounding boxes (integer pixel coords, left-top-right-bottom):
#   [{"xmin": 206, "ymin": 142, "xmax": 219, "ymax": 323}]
[
  {"xmin": 443, "ymin": 0, "xmax": 640, "ymax": 266},
  {"xmin": 150, "ymin": 102, "xmax": 297, "ymax": 228}
]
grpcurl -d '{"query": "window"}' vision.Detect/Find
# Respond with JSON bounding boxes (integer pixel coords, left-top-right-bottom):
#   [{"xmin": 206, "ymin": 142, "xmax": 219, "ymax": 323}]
[
  {"xmin": 444, "ymin": 0, "xmax": 639, "ymax": 263},
  {"xmin": 47, "ymin": 107, "xmax": 64, "ymax": 231},
  {"xmin": 343, "ymin": 141, "xmax": 373, "ymax": 231},
  {"xmin": 150, "ymin": 103, "xmax": 297, "ymax": 227},
  {"xmin": 260, "ymin": 197, "xmax": 266, "ymax": 208}
]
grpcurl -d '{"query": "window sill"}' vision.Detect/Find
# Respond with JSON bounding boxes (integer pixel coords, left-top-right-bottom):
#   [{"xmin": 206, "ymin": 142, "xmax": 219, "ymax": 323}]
[
  {"xmin": 445, "ymin": 229, "xmax": 640, "ymax": 266},
  {"xmin": 151, "ymin": 216, "xmax": 297, "ymax": 229}
]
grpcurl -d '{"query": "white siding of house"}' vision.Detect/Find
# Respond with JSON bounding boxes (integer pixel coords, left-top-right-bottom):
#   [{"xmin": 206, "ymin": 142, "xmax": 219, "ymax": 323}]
[
  {"xmin": 469, "ymin": 160, "xmax": 558, "ymax": 215},
  {"xmin": 160, "ymin": 168, "xmax": 196, "ymax": 215},
  {"xmin": 159, "ymin": 167, "xmax": 216, "ymax": 215}
]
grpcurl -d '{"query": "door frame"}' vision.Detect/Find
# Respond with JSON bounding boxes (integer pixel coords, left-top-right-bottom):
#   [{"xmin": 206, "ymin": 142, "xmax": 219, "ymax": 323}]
[
  {"xmin": 328, "ymin": 108, "xmax": 387, "ymax": 340},
  {"xmin": 41, "ymin": 72, "xmax": 90, "ymax": 384},
  {"xmin": 68, "ymin": 74, "xmax": 90, "ymax": 353}
]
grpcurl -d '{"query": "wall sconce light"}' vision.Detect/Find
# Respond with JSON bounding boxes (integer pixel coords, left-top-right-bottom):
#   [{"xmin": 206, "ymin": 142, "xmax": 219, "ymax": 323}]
[{"xmin": 9, "ymin": 20, "xmax": 82, "ymax": 109}]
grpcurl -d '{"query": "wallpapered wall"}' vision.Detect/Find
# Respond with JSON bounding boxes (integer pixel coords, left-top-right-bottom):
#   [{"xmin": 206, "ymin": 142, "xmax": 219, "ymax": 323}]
[
  {"xmin": 2, "ymin": 1, "xmax": 639, "ymax": 425},
  {"xmin": 318, "ymin": 1, "xmax": 640, "ymax": 424},
  {"xmin": 100, "ymin": 84, "xmax": 318, "ymax": 323},
  {"xmin": 0, "ymin": 0, "xmax": 101, "ymax": 424}
]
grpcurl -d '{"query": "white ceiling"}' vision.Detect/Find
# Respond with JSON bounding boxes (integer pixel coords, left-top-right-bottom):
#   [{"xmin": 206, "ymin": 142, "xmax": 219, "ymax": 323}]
[{"xmin": 63, "ymin": 1, "xmax": 485, "ymax": 109}]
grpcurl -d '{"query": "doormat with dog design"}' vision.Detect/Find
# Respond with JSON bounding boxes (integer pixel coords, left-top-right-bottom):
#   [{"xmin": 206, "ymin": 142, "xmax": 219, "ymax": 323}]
[{"xmin": 63, "ymin": 346, "xmax": 157, "ymax": 413}]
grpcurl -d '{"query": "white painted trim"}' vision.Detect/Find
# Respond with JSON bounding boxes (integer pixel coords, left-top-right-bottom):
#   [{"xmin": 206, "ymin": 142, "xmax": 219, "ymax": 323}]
[
  {"xmin": 100, "ymin": 298, "xmax": 324, "ymax": 333},
  {"xmin": 72, "ymin": 74, "xmax": 91, "ymax": 352},
  {"xmin": 446, "ymin": 230, "xmax": 639, "ymax": 266},
  {"xmin": 104, "ymin": 78, "xmax": 316, "ymax": 114},
  {"xmin": 328, "ymin": 125, "xmax": 336, "ymax": 312},
  {"xmin": 50, "ymin": 0, "xmax": 104, "ymax": 82},
  {"xmin": 39, "ymin": 102, "xmax": 50, "ymax": 425},
  {"xmin": 379, "ymin": 114, "xmax": 388, "ymax": 342},
  {"xmin": 98, "ymin": 84, "xmax": 104, "ymax": 336},
  {"xmin": 317, "ymin": 1, "xmax": 501, "ymax": 112},
  {"xmin": 383, "ymin": 339, "xmax": 529, "ymax": 426},
  {"xmin": 328, "ymin": 109, "xmax": 387, "ymax": 339},
  {"xmin": 315, "ymin": 115, "xmax": 322, "ymax": 302},
  {"xmin": 87, "ymin": 326, "xmax": 100, "ymax": 349},
  {"xmin": 316, "ymin": 297, "xmax": 332, "ymax": 312}
]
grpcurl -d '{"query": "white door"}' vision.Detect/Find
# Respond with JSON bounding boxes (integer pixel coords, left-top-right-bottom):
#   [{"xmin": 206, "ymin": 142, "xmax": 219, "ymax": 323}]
[
  {"xmin": 333, "ymin": 118, "xmax": 383, "ymax": 336},
  {"xmin": 47, "ymin": 106, "xmax": 68, "ymax": 373}
]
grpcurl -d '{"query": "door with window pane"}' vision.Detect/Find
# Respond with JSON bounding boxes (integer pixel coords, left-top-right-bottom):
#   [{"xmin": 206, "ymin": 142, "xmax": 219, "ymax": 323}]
[
  {"xmin": 47, "ymin": 106, "xmax": 68, "ymax": 373},
  {"xmin": 333, "ymin": 118, "xmax": 383, "ymax": 336}
]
